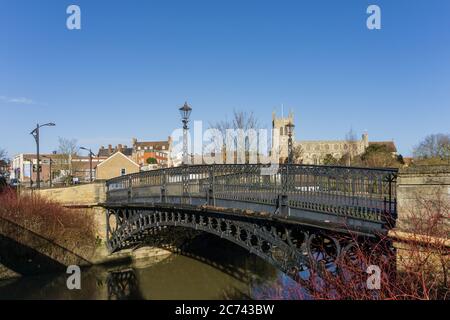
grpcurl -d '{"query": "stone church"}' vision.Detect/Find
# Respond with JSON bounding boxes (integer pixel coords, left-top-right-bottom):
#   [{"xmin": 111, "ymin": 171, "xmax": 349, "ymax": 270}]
[{"xmin": 271, "ymin": 112, "xmax": 393, "ymax": 165}]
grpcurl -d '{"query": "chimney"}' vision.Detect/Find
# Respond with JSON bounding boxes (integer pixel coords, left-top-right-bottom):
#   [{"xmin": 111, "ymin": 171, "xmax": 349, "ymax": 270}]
[
  {"xmin": 108, "ymin": 144, "xmax": 112, "ymax": 153},
  {"xmin": 118, "ymin": 144, "xmax": 123, "ymax": 151}
]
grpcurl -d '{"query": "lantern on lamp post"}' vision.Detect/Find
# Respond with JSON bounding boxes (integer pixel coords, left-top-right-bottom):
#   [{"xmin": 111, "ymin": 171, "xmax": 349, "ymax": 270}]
[{"xmin": 179, "ymin": 102, "xmax": 192, "ymax": 165}]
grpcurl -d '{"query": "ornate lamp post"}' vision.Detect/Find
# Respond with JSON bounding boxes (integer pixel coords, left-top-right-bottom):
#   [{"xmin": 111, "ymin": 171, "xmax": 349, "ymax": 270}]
[
  {"xmin": 80, "ymin": 147, "xmax": 95, "ymax": 182},
  {"xmin": 277, "ymin": 120, "xmax": 295, "ymax": 219},
  {"xmin": 286, "ymin": 121, "xmax": 295, "ymax": 164},
  {"xmin": 30, "ymin": 122, "xmax": 55, "ymax": 189},
  {"xmin": 179, "ymin": 102, "xmax": 192, "ymax": 204},
  {"xmin": 179, "ymin": 102, "xmax": 192, "ymax": 165}
]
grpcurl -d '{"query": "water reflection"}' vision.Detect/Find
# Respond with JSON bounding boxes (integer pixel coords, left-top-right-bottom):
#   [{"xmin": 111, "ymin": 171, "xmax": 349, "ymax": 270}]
[
  {"xmin": 107, "ymin": 269, "xmax": 142, "ymax": 300},
  {"xmin": 0, "ymin": 234, "xmax": 299, "ymax": 300}
]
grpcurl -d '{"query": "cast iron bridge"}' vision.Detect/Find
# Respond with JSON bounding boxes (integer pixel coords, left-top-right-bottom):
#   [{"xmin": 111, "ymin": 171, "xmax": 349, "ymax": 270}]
[{"xmin": 103, "ymin": 164, "xmax": 397, "ymax": 278}]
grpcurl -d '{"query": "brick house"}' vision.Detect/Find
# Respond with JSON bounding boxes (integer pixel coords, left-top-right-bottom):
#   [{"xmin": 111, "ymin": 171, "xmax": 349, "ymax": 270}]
[{"xmin": 131, "ymin": 137, "xmax": 172, "ymax": 168}]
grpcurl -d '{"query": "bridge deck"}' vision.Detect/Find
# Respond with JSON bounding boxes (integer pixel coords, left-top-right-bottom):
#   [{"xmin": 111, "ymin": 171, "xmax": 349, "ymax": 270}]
[{"xmin": 105, "ymin": 164, "xmax": 397, "ymax": 235}]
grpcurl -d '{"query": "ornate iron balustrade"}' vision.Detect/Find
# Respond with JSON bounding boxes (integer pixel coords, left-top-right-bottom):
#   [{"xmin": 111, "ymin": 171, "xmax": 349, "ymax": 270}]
[{"xmin": 105, "ymin": 164, "xmax": 397, "ymax": 226}]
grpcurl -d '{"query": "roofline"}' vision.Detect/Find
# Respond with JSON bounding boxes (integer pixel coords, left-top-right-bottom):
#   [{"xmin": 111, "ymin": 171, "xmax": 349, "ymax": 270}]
[
  {"xmin": 96, "ymin": 151, "xmax": 140, "ymax": 168},
  {"xmin": 135, "ymin": 141, "xmax": 169, "ymax": 144}
]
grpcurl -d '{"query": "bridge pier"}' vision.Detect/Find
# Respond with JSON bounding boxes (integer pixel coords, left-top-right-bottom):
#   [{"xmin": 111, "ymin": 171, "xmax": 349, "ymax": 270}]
[{"xmin": 389, "ymin": 165, "xmax": 450, "ymax": 285}]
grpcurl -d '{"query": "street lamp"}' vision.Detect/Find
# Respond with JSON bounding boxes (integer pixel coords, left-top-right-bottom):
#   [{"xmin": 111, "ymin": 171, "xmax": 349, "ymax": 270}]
[
  {"xmin": 286, "ymin": 121, "xmax": 295, "ymax": 164},
  {"xmin": 30, "ymin": 122, "xmax": 55, "ymax": 189},
  {"xmin": 179, "ymin": 102, "xmax": 192, "ymax": 165},
  {"xmin": 80, "ymin": 147, "xmax": 95, "ymax": 182},
  {"xmin": 179, "ymin": 102, "xmax": 192, "ymax": 204}
]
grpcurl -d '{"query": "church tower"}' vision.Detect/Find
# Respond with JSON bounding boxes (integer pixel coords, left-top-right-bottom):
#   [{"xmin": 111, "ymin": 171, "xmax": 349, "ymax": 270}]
[{"xmin": 272, "ymin": 110, "xmax": 295, "ymax": 162}]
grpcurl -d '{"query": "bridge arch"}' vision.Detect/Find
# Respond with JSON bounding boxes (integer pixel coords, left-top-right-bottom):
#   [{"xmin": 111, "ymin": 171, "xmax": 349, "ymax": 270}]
[
  {"xmin": 105, "ymin": 205, "xmax": 348, "ymax": 279},
  {"xmin": 103, "ymin": 163, "xmax": 397, "ymax": 281}
]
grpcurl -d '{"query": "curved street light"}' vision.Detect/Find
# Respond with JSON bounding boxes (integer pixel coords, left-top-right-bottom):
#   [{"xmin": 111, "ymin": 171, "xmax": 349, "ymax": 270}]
[
  {"xmin": 30, "ymin": 123, "xmax": 56, "ymax": 189},
  {"xmin": 80, "ymin": 147, "xmax": 96, "ymax": 182}
]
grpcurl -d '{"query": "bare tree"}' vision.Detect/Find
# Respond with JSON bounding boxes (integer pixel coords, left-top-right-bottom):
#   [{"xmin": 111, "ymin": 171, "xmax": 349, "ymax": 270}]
[
  {"xmin": 413, "ymin": 133, "xmax": 450, "ymax": 164},
  {"xmin": 208, "ymin": 110, "xmax": 264, "ymax": 163},
  {"xmin": 56, "ymin": 137, "xmax": 79, "ymax": 179},
  {"xmin": 57, "ymin": 137, "xmax": 78, "ymax": 156},
  {"xmin": 212, "ymin": 110, "xmax": 260, "ymax": 137}
]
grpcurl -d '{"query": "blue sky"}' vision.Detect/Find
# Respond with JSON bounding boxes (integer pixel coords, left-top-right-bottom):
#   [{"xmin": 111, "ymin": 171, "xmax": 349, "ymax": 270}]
[{"xmin": 1, "ymin": 0, "xmax": 449, "ymax": 157}]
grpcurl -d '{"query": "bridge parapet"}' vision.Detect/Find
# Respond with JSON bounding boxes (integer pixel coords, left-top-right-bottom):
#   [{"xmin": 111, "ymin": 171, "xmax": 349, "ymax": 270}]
[
  {"xmin": 36, "ymin": 181, "xmax": 107, "ymax": 206},
  {"xmin": 105, "ymin": 164, "xmax": 398, "ymax": 232}
]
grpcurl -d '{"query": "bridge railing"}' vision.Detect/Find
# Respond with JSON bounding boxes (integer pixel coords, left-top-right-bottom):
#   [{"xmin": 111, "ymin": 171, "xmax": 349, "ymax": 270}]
[{"xmin": 106, "ymin": 164, "xmax": 397, "ymax": 224}]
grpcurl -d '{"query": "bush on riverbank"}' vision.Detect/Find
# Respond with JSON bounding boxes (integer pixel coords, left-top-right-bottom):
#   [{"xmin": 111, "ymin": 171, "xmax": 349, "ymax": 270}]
[
  {"xmin": 256, "ymin": 193, "xmax": 449, "ymax": 300},
  {"xmin": 0, "ymin": 189, "xmax": 97, "ymax": 259}
]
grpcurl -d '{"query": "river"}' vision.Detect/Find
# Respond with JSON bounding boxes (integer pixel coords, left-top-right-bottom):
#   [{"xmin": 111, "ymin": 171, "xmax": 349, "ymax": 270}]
[{"xmin": 0, "ymin": 234, "xmax": 305, "ymax": 300}]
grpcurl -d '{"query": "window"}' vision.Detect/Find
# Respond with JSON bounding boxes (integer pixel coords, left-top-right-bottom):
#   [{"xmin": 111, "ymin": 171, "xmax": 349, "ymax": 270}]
[
  {"xmin": 121, "ymin": 168, "xmax": 126, "ymax": 176},
  {"xmin": 313, "ymin": 155, "xmax": 318, "ymax": 165}
]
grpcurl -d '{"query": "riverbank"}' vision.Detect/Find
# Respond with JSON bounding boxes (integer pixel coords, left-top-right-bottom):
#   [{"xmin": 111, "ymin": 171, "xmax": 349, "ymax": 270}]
[{"xmin": 0, "ymin": 189, "xmax": 173, "ymax": 281}]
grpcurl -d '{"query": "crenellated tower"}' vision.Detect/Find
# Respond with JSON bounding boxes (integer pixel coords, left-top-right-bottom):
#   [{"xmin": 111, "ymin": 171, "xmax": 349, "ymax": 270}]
[{"xmin": 272, "ymin": 110, "xmax": 295, "ymax": 162}]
